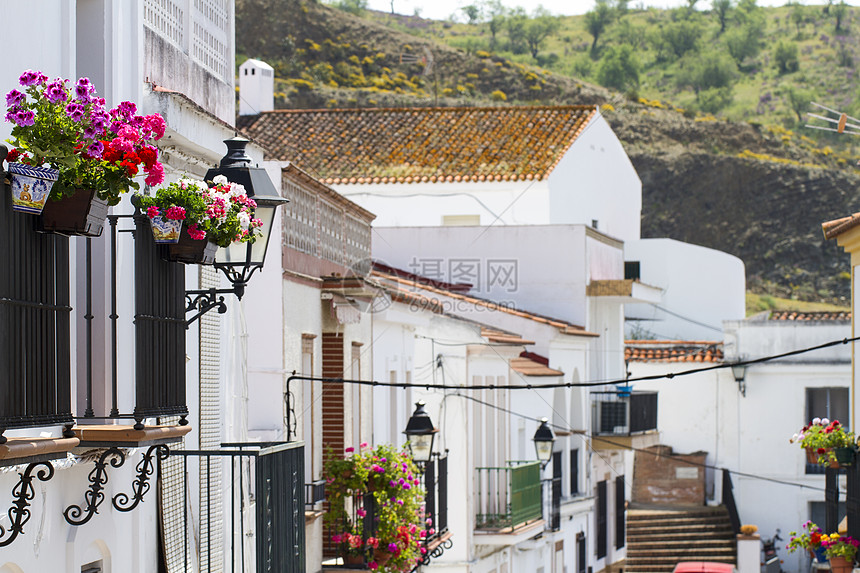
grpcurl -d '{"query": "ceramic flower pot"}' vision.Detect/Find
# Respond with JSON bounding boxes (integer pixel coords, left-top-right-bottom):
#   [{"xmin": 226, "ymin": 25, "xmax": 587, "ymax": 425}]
[
  {"xmin": 806, "ymin": 447, "xmax": 839, "ymax": 468},
  {"xmin": 343, "ymin": 553, "xmax": 364, "ymax": 566},
  {"xmin": 374, "ymin": 549, "xmax": 393, "ymax": 567},
  {"xmin": 829, "ymin": 555, "xmax": 854, "ymax": 573},
  {"xmin": 149, "ymin": 215, "xmax": 183, "ymax": 244},
  {"xmin": 808, "ymin": 547, "xmax": 828, "ymax": 562},
  {"xmin": 166, "ymin": 227, "xmax": 217, "ymax": 265},
  {"xmin": 7, "ymin": 162, "xmax": 59, "ymax": 214},
  {"xmin": 39, "ymin": 188, "xmax": 109, "ymax": 237}
]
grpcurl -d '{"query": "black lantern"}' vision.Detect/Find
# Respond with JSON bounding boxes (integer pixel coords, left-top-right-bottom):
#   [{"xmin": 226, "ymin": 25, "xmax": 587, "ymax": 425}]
[
  {"xmin": 731, "ymin": 362, "xmax": 747, "ymax": 397},
  {"xmin": 533, "ymin": 417, "xmax": 555, "ymax": 469},
  {"xmin": 404, "ymin": 401, "xmax": 438, "ymax": 463},
  {"xmin": 204, "ymin": 137, "xmax": 288, "ymax": 299}
]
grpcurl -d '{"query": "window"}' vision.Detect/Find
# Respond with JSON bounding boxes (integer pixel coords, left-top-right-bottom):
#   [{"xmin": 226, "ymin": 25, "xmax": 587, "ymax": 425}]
[
  {"xmin": 442, "ymin": 214, "xmax": 480, "ymax": 226},
  {"xmin": 570, "ymin": 449, "xmax": 580, "ymax": 495},
  {"xmin": 301, "ymin": 334, "xmax": 315, "ymax": 482},
  {"xmin": 577, "ymin": 532, "xmax": 587, "ymax": 573},
  {"xmin": 615, "ymin": 476, "xmax": 626, "ymax": 549},
  {"xmin": 807, "ymin": 388, "xmax": 849, "ymax": 426},
  {"xmin": 596, "ymin": 480, "xmax": 607, "ymax": 558},
  {"xmin": 811, "ymin": 501, "xmax": 846, "ymax": 531}
]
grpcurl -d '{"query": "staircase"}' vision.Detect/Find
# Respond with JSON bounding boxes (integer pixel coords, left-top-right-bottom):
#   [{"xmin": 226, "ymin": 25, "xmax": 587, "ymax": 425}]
[{"xmin": 626, "ymin": 507, "xmax": 737, "ymax": 573}]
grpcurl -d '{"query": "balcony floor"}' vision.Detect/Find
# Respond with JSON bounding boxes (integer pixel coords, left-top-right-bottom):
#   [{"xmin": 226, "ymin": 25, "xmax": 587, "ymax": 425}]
[
  {"xmin": 0, "ymin": 436, "xmax": 80, "ymax": 467},
  {"xmin": 74, "ymin": 423, "xmax": 191, "ymax": 447}
]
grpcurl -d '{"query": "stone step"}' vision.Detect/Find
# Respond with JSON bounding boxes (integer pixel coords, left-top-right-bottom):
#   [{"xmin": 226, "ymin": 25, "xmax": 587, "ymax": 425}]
[
  {"xmin": 628, "ymin": 515, "xmax": 732, "ymax": 526},
  {"xmin": 628, "ymin": 543, "xmax": 736, "ymax": 553},
  {"xmin": 628, "ymin": 548, "xmax": 736, "ymax": 558},
  {"xmin": 628, "ymin": 524, "xmax": 735, "ymax": 536},
  {"xmin": 628, "ymin": 510, "xmax": 731, "ymax": 520},
  {"xmin": 627, "ymin": 556, "xmax": 736, "ymax": 566}
]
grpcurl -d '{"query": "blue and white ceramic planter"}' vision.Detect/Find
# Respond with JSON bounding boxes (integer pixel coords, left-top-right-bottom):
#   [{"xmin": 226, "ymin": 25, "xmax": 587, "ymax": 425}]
[
  {"xmin": 7, "ymin": 162, "xmax": 59, "ymax": 214},
  {"xmin": 148, "ymin": 216, "xmax": 182, "ymax": 244}
]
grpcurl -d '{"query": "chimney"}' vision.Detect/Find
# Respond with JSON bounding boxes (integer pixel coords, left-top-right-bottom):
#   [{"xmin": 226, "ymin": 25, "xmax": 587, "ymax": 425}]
[{"xmin": 239, "ymin": 58, "xmax": 274, "ymax": 116}]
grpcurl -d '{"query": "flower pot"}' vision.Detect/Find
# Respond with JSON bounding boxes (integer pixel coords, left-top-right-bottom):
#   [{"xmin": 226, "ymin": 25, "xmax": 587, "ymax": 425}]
[
  {"xmin": 830, "ymin": 556, "xmax": 854, "ymax": 573},
  {"xmin": 808, "ymin": 547, "xmax": 828, "ymax": 563},
  {"xmin": 374, "ymin": 549, "xmax": 393, "ymax": 567},
  {"xmin": 835, "ymin": 446, "xmax": 856, "ymax": 467},
  {"xmin": 149, "ymin": 216, "xmax": 183, "ymax": 244},
  {"xmin": 39, "ymin": 188, "xmax": 109, "ymax": 237},
  {"xmin": 343, "ymin": 553, "xmax": 364, "ymax": 566},
  {"xmin": 7, "ymin": 163, "xmax": 59, "ymax": 214},
  {"xmin": 166, "ymin": 227, "xmax": 218, "ymax": 265},
  {"xmin": 806, "ymin": 447, "xmax": 839, "ymax": 468}
]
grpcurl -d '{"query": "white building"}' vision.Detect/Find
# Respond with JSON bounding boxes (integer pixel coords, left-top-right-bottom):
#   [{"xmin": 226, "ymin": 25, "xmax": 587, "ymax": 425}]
[{"xmin": 627, "ymin": 311, "xmax": 852, "ymax": 572}]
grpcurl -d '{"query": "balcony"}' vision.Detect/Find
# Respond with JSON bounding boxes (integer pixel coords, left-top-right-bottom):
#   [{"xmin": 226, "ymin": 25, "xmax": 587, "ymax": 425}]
[
  {"xmin": 590, "ymin": 390, "xmax": 659, "ymax": 450},
  {"xmin": 475, "ymin": 461, "xmax": 544, "ymax": 542}
]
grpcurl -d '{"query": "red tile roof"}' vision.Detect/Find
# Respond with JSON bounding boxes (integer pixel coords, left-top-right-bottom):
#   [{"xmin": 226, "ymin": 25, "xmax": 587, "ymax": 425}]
[
  {"xmin": 510, "ymin": 357, "xmax": 564, "ymax": 377},
  {"xmin": 236, "ymin": 105, "xmax": 597, "ymax": 184},
  {"xmin": 823, "ymin": 213, "xmax": 860, "ymax": 240},
  {"xmin": 768, "ymin": 311, "xmax": 851, "ymax": 321},
  {"xmin": 625, "ymin": 340, "xmax": 723, "ymax": 363},
  {"xmin": 481, "ymin": 327, "xmax": 535, "ymax": 346},
  {"xmin": 371, "ymin": 268, "xmax": 598, "ymax": 337}
]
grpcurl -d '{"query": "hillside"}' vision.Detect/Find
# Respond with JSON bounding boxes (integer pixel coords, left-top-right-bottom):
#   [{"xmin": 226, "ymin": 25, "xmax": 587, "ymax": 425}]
[{"xmin": 235, "ymin": 0, "xmax": 860, "ymax": 304}]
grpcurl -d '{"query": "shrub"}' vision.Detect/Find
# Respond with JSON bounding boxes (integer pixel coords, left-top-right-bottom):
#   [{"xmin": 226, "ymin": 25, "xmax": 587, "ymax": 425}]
[
  {"xmin": 491, "ymin": 90, "xmax": 507, "ymax": 101},
  {"xmin": 774, "ymin": 41, "xmax": 799, "ymax": 74}
]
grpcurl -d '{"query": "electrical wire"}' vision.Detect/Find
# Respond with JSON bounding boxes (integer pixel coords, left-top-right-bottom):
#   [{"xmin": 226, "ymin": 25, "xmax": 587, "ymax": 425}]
[{"xmin": 285, "ymin": 334, "xmax": 860, "ymax": 391}]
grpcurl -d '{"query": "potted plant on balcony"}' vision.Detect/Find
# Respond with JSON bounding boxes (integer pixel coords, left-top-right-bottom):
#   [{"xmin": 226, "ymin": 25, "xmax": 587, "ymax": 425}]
[
  {"xmin": 324, "ymin": 443, "xmax": 426, "ymax": 572},
  {"xmin": 791, "ymin": 418, "xmax": 856, "ymax": 467},
  {"xmin": 786, "ymin": 521, "xmax": 826, "ymax": 563},
  {"xmin": 4, "ymin": 71, "xmax": 166, "ymax": 235},
  {"xmin": 821, "ymin": 533, "xmax": 860, "ymax": 573},
  {"xmin": 136, "ymin": 176, "xmax": 263, "ymax": 265}
]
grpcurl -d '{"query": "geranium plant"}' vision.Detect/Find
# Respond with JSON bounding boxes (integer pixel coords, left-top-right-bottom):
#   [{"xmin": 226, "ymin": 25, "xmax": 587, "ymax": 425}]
[
  {"xmin": 136, "ymin": 176, "xmax": 263, "ymax": 246},
  {"xmin": 822, "ymin": 533, "xmax": 860, "ymax": 561},
  {"xmin": 5, "ymin": 70, "xmax": 166, "ymax": 205},
  {"xmin": 790, "ymin": 418, "xmax": 855, "ymax": 465},
  {"xmin": 786, "ymin": 521, "xmax": 823, "ymax": 554},
  {"xmin": 324, "ymin": 443, "xmax": 427, "ymax": 572}
]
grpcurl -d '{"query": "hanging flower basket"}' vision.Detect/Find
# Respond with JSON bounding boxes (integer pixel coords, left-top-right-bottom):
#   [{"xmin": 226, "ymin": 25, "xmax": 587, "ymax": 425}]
[
  {"xmin": 7, "ymin": 162, "xmax": 58, "ymax": 214},
  {"xmin": 166, "ymin": 227, "xmax": 218, "ymax": 265},
  {"xmin": 39, "ymin": 187, "xmax": 109, "ymax": 236},
  {"xmin": 835, "ymin": 446, "xmax": 856, "ymax": 467},
  {"xmin": 148, "ymin": 215, "xmax": 183, "ymax": 244}
]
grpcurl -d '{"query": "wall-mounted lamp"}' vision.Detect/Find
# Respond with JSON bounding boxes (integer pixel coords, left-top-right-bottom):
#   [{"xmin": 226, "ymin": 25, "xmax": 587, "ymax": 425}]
[{"xmin": 731, "ymin": 362, "xmax": 747, "ymax": 397}]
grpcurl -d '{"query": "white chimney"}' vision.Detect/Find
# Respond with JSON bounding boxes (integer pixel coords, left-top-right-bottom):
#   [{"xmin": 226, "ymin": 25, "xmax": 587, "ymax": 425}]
[{"xmin": 239, "ymin": 58, "xmax": 274, "ymax": 116}]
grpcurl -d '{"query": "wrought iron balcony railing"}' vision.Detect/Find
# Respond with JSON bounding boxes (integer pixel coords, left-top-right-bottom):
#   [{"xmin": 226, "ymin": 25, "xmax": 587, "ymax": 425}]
[{"xmin": 475, "ymin": 461, "xmax": 542, "ymax": 531}]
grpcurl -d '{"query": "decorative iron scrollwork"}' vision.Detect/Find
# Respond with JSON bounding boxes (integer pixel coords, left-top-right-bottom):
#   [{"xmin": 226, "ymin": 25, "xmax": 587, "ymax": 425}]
[
  {"xmin": 185, "ymin": 287, "xmax": 229, "ymax": 327},
  {"xmin": 0, "ymin": 461, "xmax": 55, "ymax": 547},
  {"xmin": 410, "ymin": 536, "xmax": 453, "ymax": 571},
  {"xmin": 112, "ymin": 444, "xmax": 169, "ymax": 512},
  {"xmin": 64, "ymin": 447, "xmax": 125, "ymax": 526}
]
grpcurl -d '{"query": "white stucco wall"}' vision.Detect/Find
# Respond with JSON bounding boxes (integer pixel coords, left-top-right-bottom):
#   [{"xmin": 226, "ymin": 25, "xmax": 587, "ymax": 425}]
[
  {"xmin": 547, "ymin": 112, "xmax": 642, "ymax": 243},
  {"xmin": 630, "ymin": 318, "xmax": 851, "ymax": 573},
  {"xmin": 625, "ymin": 239, "xmax": 746, "ymax": 341}
]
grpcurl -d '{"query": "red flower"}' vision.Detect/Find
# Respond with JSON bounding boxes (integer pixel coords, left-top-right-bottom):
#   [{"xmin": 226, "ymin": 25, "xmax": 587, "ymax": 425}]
[
  {"xmin": 6, "ymin": 148, "xmax": 20, "ymax": 163},
  {"xmin": 102, "ymin": 144, "xmax": 122, "ymax": 163},
  {"xmin": 121, "ymin": 160, "xmax": 138, "ymax": 177},
  {"xmin": 818, "ymin": 447, "xmax": 826, "ymax": 454},
  {"xmin": 123, "ymin": 151, "xmax": 140, "ymax": 165},
  {"xmin": 138, "ymin": 145, "xmax": 158, "ymax": 168}
]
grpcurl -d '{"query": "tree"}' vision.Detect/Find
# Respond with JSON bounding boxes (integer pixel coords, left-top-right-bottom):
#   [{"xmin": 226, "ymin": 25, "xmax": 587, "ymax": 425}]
[
  {"xmin": 596, "ymin": 44, "xmax": 640, "ymax": 91},
  {"xmin": 506, "ymin": 7, "xmax": 528, "ymax": 54},
  {"xmin": 484, "ymin": 0, "xmax": 507, "ymax": 50},
  {"xmin": 585, "ymin": 0, "xmax": 614, "ymax": 55},
  {"xmin": 712, "ymin": 0, "xmax": 731, "ymax": 33},
  {"xmin": 781, "ymin": 85, "xmax": 813, "ymax": 122},
  {"xmin": 676, "ymin": 51, "xmax": 736, "ymax": 95},
  {"xmin": 662, "ymin": 19, "xmax": 701, "ymax": 59},
  {"xmin": 790, "ymin": 2, "xmax": 806, "ymax": 38},
  {"xmin": 525, "ymin": 6, "xmax": 560, "ymax": 59},
  {"xmin": 724, "ymin": 19, "xmax": 763, "ymax": 68},
  {"xmin": 614, "ymin": 0, "xmax": 629, "ymax": 17},
  {"xmin": 462, "ymin": 4, "xmax": 481, "ymax": 24},
  {"xmin": 333, "ymin": 0, "xmax": 367, "ymax": 16},
  {"xmin": 774, "ymin": 41, "xmax": 799, "ymax": 74},
  {"xmin": 833, "ymin": 1, "xmax": 847, "ymax": 31}
]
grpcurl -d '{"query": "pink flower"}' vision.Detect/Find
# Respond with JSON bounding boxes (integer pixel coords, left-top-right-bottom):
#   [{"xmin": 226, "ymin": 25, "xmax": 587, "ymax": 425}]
[
  {"xmin": 360, "ymin": 442, "xmax": 369, "ymax": 449},
  {"xmin": 332, "ymin": 534, "xmax": 342, "ymax": 544},
  {"xmin": 144, "ymin": 163, "xmax": 164, "ymax": 186},
  {"xmin": 165, "ymin": 206, "xmax": 186, "ymax": 220},
  {"xmin": 345, "ymin": 447, "xmax": 354, "ymax": 453},
  {"xmin": 388, "ymin": 542, "xmax": 398, "ymax": 552},
  {"xmin": 187, "ymin": 224, "xmax": 207, "ymax": 241},
  {"xmin": 146, "ymin": 206, "xmax": 159, "ymax": 219},
  {"xmin": 357, "ymin": 508, "xmax": 366, "ymax": 518},
  {"xmin": 367, "ymin": 537, "xmax": 378, "ymax": 549},
  {"xmin": 368, "ymin": 562, "xmax": 378, "ymax": 570}
]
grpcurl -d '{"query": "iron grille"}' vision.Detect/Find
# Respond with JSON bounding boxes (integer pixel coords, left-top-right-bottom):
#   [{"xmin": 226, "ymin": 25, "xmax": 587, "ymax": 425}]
[{"xmin": 0, "ymin": 185, "xmax": 73, "ymax": 437}]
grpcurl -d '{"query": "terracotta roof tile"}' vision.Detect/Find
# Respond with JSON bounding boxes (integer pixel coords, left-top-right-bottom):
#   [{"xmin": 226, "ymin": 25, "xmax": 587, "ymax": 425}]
[
  {"xmin": 625, "ymin": 340, "xmax": 723, "ymax": 363},
  {"xmin": 237, "ymin": 105, "xmax": 597, "ymax": 183},
  {"xmin": 481, "ymin": 327, "xmax": 535, "ymax": 346},
  {"xmin": 823, "ymin": 213, "xmax": 860, "ymax": 240},
  {"xmin": 510, "ymin": 357, "xmax": 564, "ymax": 377},
  {"xmin": 371, "ymin": 268, "xmax": 598, "ymax": 337},
  {"xmin": 768, "ymin": 311, "xmax": 851, "ymax": 322}
]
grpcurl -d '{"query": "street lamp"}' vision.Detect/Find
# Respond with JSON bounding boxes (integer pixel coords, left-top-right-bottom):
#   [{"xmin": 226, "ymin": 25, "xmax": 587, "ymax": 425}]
[
  {"xmin": 404, "ymin": 401, "xmax": 438, "ymax": 464},
  {"xmin": 185, "ymin": 137, "xmax": 288, "ymax": 326},
  {"xmin": 204, "ymin": 136, "xmax": 289, "ymax": 300},
  {"xmin": 533, "ymin": 417, "xmax": 555, "ymax": 469},
  {"xmin": 731, "ymin": 362, "xmax": 748, "ymax": 397}
]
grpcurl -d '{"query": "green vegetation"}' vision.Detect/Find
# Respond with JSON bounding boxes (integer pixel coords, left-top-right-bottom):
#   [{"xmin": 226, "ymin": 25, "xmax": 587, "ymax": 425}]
[{"xmin": 746, "ymin": 292, "xmax": 849, "ymax": 316}]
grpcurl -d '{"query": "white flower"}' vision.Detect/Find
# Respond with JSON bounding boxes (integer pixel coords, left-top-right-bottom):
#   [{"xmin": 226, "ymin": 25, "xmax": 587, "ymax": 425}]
[
  {"xmin": 822, "ymin": 418, "xmax": 830, "ymax": 425},
  {"xmin": 238, "ymin": 211, "xmax": 251, "ymax": 230},
  {"xmin": 230, "ymin": 182, "xmax": 247, "ymax": 197},
  {"xmin": 791, "ymin": 433, "xmax": 799, "ymax": 443},
  {"xmin": 813, "ymin": 417, "xmax": 822, "ymax": 425},
  {"xmin": 213, "ymin": 174, "xmax": 228, "ymax": 185}
]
